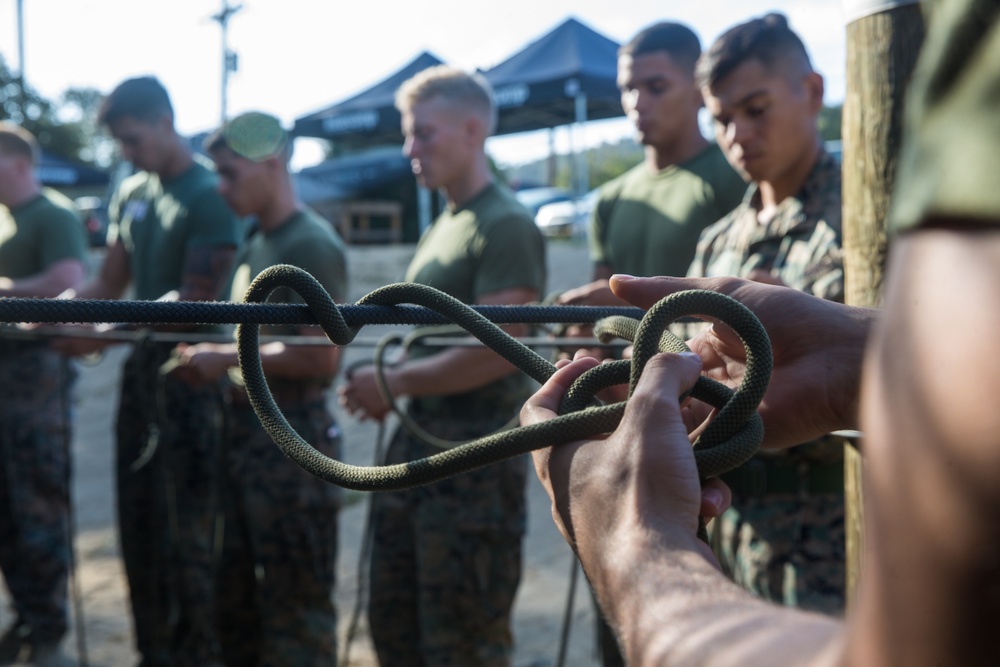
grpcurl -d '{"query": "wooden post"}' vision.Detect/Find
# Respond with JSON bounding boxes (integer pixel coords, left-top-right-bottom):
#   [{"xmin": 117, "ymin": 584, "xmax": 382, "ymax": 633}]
[{"xmin": 841, "ymin": 0, "xmax": 924, "ymax": 609}]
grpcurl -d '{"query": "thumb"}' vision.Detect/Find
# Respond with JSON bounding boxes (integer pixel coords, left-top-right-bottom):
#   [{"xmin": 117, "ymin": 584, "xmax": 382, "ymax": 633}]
[
  {"xmin": 623, "ymin": 352, "xmax": 707, "ymax": 515},
  {"xmin": 629, "ymin": 351, "xmax": 703, "ymax": 407},
  {"xmin": 623, "ymin": 352, "xmax": 704, "ymax": 471}
]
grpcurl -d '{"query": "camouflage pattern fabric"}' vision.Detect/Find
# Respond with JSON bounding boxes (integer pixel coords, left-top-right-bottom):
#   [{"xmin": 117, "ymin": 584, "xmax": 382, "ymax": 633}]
[
  {"xmin": 115, "ymin": 340, "xmax": 226, "ymax": 666},
  {"xmin": 708, "ymin": 491, "xmax": 846, "ymax": 615},
  {"xmin": 690, "ymin": 151, "xmax": 847, "ymax": 614},
  {"xmin": 689, "ymin": 150, "xmax": 843, "ymax": 302},
  {"xmin": 368, "ymin": 406, "xmax": 527, "ymax": 667},
  {"xmin": 0, "ymin": 343, "xmax": 74, "ymax": 644},
  {"xmin": 215, "ymin": 395, "xmax": 340, "ymax": 667}
]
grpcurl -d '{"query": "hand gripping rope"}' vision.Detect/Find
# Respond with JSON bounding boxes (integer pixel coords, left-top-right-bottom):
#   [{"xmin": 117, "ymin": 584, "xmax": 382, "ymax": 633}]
[{"xmin": 236, "ymin": 264, "xmax": 773, "ymax": 491}]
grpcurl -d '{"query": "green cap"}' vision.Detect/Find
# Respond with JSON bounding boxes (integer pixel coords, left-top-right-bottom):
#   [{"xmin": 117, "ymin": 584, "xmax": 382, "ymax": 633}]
[{"xmin": 222, "ymin": 111, "xmax": 288, "ymax": 161}]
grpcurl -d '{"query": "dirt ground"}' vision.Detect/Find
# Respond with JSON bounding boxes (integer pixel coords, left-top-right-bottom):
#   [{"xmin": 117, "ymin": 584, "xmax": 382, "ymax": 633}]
[{"xmin": 0, "ymin": 240, "xmax": 608, "ymax": 667}]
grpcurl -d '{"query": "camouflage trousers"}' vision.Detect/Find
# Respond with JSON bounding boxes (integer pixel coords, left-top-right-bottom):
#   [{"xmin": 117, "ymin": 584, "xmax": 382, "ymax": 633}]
[
  {"xmin": 708, "ymin": 491, "xmax": 846, "ymax": 615},
  {"xmin": 368, "ymin": 405, "xmax": 527, "ymax": 667},
  {"xmin": 215, "ymin": 393, "xmax": 340, "ymax": 667},
  {"xmin": 116, "ymin": 341, "xmax": 226, "ymax": 666},
  {"xmin": 0, "ymin": 345, "xmax": 73, "ymax": 643}
]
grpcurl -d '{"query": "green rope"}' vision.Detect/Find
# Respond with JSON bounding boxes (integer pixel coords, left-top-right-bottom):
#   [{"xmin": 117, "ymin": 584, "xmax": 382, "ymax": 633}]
[{"xmin": 236, "ymin": 264, "xmax": 772, "ymax": 492}]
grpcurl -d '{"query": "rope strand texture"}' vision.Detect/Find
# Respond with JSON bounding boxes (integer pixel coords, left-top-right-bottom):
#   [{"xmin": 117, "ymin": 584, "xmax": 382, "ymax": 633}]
[{"xmin": 237, "ymin": 264, "xmax": 773, "ymax": 492}]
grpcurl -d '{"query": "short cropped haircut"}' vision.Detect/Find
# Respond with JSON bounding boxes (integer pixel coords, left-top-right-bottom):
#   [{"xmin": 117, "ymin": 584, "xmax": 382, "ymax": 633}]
[
  {"xmin": 696, "ymin": 13, "xmax": 814, "ymax": 90},
  {"xmin": 395, "ymin": 65, "xmax": 498, "ymax": 136},
  {"xmin": 620, "ymin": 22, "xmax": 703, "ymax": 76},
  {"xmin": 0, "ymin": 122, "xmax": 40, "ymax": 165},
  {"xmin": 98, "ymin": 76, "xmax": 174, "ymax": 127}
]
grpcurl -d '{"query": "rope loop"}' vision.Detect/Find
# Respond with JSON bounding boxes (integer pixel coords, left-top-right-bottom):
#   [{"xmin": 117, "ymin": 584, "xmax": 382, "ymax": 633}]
[{"xmin": 237, "ymin": 264, "xmax": 773, "ymax": 491}]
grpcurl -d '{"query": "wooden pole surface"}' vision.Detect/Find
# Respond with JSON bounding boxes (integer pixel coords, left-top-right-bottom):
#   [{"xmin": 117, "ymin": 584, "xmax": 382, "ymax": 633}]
[{"xmin": 841, "ymin": 1, "xmax": 924, "ymax": 609}]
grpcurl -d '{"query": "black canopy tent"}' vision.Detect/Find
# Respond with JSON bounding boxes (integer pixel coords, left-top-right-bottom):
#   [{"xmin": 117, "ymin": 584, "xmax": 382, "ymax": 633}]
[
  {"xmin": 292, "ymin": 51, "xmax": 445, "ymax": 150},
  {"xmin": 294, "ymin": 146, "xmax": 411, "ymax": 202},
  {"xmin": 480, "ymin": 17, "xmax": 623, "ymax": 137},
  {"xmin": 293, "ymin": 18, "xmax": 624, "ymax": 146}
]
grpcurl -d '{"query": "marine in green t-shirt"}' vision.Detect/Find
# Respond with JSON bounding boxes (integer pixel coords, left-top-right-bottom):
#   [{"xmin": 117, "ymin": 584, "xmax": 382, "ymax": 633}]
[
  {"xmin": 0, "ymin": 188, "xmax": 88, "ymax": 285},
  {"xmin": 590, "ymin": 142, "xmax": 746, "ymax": 279},
  {"xmin": 338, "ymin": 66, "xmax": 544, "ymax": 667},
  {"xmin": 0, "ymin": 123, "xmax": 89, "ymax": 662},
  {"xmin": 174, "ymin": 111, "xmax": 347, "ymax": 666},
  {"xmin": 59, "ymin": 76, "xmax": 244, "ymax": 667},
  {"xmin": 229, "ymin": 208, "xmax": 347, "ymax": 334},
  {"xmin": 558, "ymin": 21, "xmax": 745, "ymax": 316},
  {"xmin": 108, "ymin": 157, "xmax": 243, "ymax": 301},
  {"xmin": 404, "ymin": 180, "xmax": 546, "ymax": 410}
]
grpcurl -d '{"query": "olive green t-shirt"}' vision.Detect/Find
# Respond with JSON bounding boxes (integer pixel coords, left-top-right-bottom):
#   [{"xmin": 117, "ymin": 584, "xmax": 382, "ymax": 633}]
[
  {"xmin": 0, "ymin": 188, "xmax": 88, "ymax": 279},
  {"xmin": 108, "ymin": 159, "xmax": 242, "ymax": 300},
  {"xmin": 590, "ymin": 143, "xmax": 747, "ymax": 277},
  {"xmin": 890, "ymin": 0, "xmax": 1000, "ymax": 232},
  {"xmin": 228, "ymin": 208, "xmax": 348, "ymax": 338},
  {"xmin": 405, "ymin": 181, "xmax": 546, "ymax": 412},
  {"xmin": 227, "ymin": 208, "xmax": 347, "ymax": 389},
  {"xmin": 406, "ymin": 182, "xmax": 546, "ymax": 300}
]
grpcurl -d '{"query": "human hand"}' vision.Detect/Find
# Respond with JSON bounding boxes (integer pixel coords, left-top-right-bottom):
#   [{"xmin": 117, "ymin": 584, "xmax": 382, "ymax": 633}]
[
  {"xmin": 553, "ymin": 281, "xmax": 627, "ymax": 361},
  {"xmin": 555, "ymin": 279, "xmax": 627, "ymax": 307},
  {"xmin": 523, "ymin": 353, "xmax": 729, "ymax": 569},
  {"xmin": 170, "ymin": 342, "xmax": 235, "ymax": 384},
  {"xmin": 610, "ymin": 274, "xmax": 873, "ymax": 449},
  {"xmin": 337, "ymin": 365, "xmax": 393, "ymax": 422}
]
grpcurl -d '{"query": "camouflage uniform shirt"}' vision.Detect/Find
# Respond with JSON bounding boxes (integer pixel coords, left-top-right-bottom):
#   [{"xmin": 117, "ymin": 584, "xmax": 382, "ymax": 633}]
[{"xmin": 688, "ymin": 149, "xmax": 843, "ymax": 301}]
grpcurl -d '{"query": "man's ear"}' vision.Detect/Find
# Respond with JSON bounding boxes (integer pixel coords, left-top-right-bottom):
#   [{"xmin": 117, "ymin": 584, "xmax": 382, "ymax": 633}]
[
  {"xmin": 156, "ymin": 113, "xmax": 175, "ymax": 135},
  {"xmin": 463, "ymin": 113, "xmax": 487, "ymax": 147},
  {"xmin": 804, "ymin": 71, "xmax": 825, "ymax": 115},
  {"xmin": 263, "ymin": 154, "xmax": 285, "ymax": 177}
]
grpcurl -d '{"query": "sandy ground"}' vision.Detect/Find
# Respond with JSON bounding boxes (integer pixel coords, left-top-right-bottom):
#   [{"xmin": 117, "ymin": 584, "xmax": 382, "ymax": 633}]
[{"xmin": 0, "ymin": 240, "xmax": 608, "ymax": 667}]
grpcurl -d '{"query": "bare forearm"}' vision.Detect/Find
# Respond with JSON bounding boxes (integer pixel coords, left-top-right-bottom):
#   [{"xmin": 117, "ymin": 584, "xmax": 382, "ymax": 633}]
[
  {"xmin": 389, "ymin": 345, "xmax": 521, "ymax": 398},
  {"xmin": 260, "ymin": 342, "xmax": 340, "ymax": 380},
  {"xmin": 208, "ymin": 340, "xmax": 340, "ymax": 381},
  {"xmin": 0, "ymin": 260, "xmax": 85, "ymax": 298},
  {"xmin": 594, "ymin": 531, "xmax": 843, "ymax": 667}
]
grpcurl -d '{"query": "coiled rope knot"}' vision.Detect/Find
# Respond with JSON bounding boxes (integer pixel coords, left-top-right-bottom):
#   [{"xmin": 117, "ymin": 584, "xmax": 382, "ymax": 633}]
[{"xmin": 236, "ymin": 264, "xmax": 773, "ymax": 492}]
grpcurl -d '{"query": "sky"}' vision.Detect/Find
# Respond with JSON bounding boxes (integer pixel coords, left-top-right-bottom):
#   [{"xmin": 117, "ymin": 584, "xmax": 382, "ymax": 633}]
[{"xmin": 1, "ymin": 0, "xmax": 850, "ymax": 170}]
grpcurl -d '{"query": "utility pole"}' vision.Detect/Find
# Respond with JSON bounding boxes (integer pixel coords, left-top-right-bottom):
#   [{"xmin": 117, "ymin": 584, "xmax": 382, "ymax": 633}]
[
  {"xmin": 841, "ymin": 0, "xmax": 924, "ymax": 609},
  {"xmin": 211, "ymin": 0, "xmax": 243, "ymax": 125},
  {"xmin": 16, "ymin": 0, "xmax": 26, "ymax": 120}
]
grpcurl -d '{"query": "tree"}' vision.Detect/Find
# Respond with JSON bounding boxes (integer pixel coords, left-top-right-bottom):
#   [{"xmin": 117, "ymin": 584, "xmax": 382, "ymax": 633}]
[
  {"xmin": 58, "ymin": 86, "xmax": 114, "ymax": 166},
  {"xmin": 818, "ymin": 104, "xmax": 842, "ymax": 143},
  {"xmin": 0, "ymin": 54, "xmax": 106, "ymax": 166}
]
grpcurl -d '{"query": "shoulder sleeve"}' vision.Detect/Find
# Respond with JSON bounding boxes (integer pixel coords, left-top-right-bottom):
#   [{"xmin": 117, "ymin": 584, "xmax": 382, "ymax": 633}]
[
  {"xmin": 38, "ymin": 198, "xmax": 88, "ymax": 266},
  {"xmin": 589, "ymin": 176, "xmax": 626, "ymax": 265},
  {"xmin": 475, "ymin": 215, "xmax": 546, "ymax": 300},
  {"xmin": 185, "ymin": 188, "xmax": 244, "ymax": 247},
  {"xmin": 289, "ymin": 236, "xmax": 349, "ymax": 303},
  {"xmin": 686, "ymin": 214, "xmax": 731, "ymax": 279},
  {"xmin": 890, "ymin": 1, "xmax": 1000, "ymax": 232}
]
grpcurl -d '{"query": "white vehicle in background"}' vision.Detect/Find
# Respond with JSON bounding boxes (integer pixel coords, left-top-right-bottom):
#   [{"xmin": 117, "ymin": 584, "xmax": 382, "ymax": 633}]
[{"xmin": 534, "ymin": 188, "xmax": 599, "ymax": 239}]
